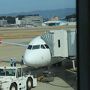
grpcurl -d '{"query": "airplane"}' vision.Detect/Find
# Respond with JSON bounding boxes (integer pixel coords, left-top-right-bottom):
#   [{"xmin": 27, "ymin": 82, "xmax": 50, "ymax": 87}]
[
  {"xmin": 0, "ymin": 29, "xmax": 76, "ymax": 69},
  {"xmin": 0, "ymin": 36, "xmax": 52, "ymax": 68},
  {"xmin": 23, "ymin": 36, "xmax": 51, "ymax": 68}
]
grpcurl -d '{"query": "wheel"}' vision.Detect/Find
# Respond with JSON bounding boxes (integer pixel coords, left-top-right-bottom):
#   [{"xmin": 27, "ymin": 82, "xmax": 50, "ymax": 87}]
[
  {"xmin": 10, "ymin": 83, "xmax": 17, "ymax": 90},
  {"xmin": 26, "ymin": 78, "xmax": 33, "ymax": 90}
]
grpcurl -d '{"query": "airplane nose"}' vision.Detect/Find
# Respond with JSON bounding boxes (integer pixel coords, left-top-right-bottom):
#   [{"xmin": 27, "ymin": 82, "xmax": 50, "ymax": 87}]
[
  {"xmin": 23, "ymin": 50, "xmax": 51, "ymax": 67},
  {"xmin": 24, "ymin": 53, "xmax": 36, "ymax": 66}
]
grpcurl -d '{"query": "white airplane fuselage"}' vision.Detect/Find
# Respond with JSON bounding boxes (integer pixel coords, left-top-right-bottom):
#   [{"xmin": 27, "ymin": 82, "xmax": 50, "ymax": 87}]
[{"xmin": 23, "ymin": 36, "xmax": 51, "ymax": 68}]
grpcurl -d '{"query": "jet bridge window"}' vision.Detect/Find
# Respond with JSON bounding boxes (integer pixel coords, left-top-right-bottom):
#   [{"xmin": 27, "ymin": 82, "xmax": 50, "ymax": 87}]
[
  {"xmin": 32, "ymin": 45, "xmax": 40, "ymax": 49},
  {"xmin": 58, "ymin": 40, "xmax": 60, "ymax": 48}
]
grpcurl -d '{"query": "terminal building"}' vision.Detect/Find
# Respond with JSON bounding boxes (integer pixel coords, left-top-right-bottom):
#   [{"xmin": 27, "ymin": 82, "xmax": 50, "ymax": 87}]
[
  {"xmin": 16, "ymin": 16, "xmax": 43, "ymax": 27},
  {"xmin": 0, "ymin": 19, "xmax": 7, "ymax": 27}
]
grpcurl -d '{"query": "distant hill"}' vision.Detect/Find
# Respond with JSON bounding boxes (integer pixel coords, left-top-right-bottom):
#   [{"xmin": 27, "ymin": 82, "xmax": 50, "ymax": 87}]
[
  {"xmin": 0, "ymin": 8, "xmax": 76, "ymax": 18},
  {"xmin": 30, "ymin": 8, "xmax": 76, "ymax": 18}
]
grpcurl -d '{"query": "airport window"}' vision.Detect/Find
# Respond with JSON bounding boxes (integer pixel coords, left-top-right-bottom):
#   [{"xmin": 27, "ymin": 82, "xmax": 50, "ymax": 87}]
[
  {"xmin": 41, "ymin": 45, "xmax": 45, "ymax": 49},
  {"xmin": 27, "ymin": 45, "xmax": 32, "ymax": 49},
  {"xmin": 58, "ymin": 40, "xmax": 60, "ymax": 48},
  {"xmin": 44, "ymin": 44, "xmax": 49, "ymax": 49},
  {"xmin": 32, "ymin": 45, "xmax": 40, "ymax": 49}
]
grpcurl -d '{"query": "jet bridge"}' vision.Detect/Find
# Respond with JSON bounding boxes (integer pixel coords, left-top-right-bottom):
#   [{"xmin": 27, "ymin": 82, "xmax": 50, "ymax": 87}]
[{"xmin": 41, "ymin": 29, "xmax": 76, "ymax": 58}]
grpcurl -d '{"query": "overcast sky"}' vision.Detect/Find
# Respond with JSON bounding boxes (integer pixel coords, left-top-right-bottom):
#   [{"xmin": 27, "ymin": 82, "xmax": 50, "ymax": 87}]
[{"xmin": 0, "ymin": 0, "xmax": 76, "ymax": 14}]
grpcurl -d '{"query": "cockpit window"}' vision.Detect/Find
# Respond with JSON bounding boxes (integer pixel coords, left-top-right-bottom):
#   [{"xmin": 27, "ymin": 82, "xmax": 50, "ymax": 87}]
[
  {"xmin": 27, "ymin": 45, "xmax": 40, "ymax": 50},
  {"xmin": 41, "ymin": 45, "xmax": 45, "ymax": 49},
  {"xmin": 32, "ymin": 45, "xmax": 40, "ymax": 49},
  {"xmin": 27, "ymin": 45, "xmax": 49, "ymax": 50},
  {"xmin": 27, "ymin": 45, "xmax": 32, "ymax": 49},
  {"xmin": 44, "ymin": 44, "xmax": 49, "ymax": 49}
]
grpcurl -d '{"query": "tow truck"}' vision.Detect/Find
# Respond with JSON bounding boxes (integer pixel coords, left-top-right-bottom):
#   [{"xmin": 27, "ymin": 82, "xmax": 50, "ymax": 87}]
[{"xmin": 0, "ymin": 62, "xmax": 37, "ymax": 90}]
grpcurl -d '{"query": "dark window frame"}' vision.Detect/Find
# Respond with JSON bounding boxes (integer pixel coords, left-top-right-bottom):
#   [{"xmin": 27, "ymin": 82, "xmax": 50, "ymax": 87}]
[{"xmin": 58, "ymin": 40, "xmax": 60, "ymax": 48}]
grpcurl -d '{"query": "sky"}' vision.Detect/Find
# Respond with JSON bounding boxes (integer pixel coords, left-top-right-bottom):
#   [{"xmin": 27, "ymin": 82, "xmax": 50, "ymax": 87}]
[{"xmin": 0, "ymin": 0, "xmax": 76, "ymax": 14}]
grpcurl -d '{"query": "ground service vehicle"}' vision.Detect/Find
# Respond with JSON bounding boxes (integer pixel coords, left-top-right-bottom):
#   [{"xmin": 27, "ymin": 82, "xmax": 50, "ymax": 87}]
[{"xmin": 0, "ymin": 65, "xmax": 37, "ymax": 90}]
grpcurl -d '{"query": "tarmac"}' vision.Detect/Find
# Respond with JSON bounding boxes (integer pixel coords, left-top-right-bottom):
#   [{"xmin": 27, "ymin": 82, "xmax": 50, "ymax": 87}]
[
  {"xmin": 32, "ymin": 65, "xmax": 77, "ymax": 90},
  {"xmin": 0, "ymin": 38, "xmax": 77, "ymax": 90},
  {"xmin": 32, "ymin": 77, "xmax": 74, "ymax": 90}
]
